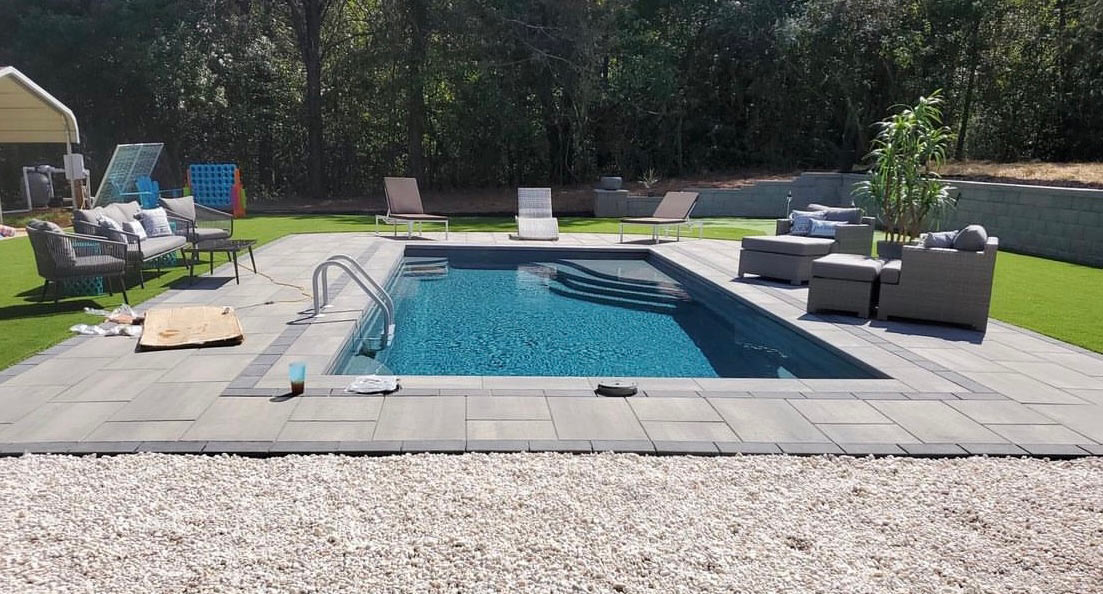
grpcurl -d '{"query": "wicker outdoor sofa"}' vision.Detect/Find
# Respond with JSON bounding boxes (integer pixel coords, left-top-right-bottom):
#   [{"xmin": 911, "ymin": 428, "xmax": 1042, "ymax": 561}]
[{"xmin": 738, "ymin": 205, "xmax": 876, "ymax": 285}]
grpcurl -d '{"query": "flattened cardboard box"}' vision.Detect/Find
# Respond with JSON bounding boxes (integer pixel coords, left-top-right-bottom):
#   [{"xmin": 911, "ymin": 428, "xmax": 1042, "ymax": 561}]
[{"xmin": 139, "ymin": 306, "xmax": 245, "ymax": 350}]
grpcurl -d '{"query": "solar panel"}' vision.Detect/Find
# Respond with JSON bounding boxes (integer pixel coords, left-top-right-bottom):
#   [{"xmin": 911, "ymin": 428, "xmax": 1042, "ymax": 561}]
[{"xmin": 92, "ymin": 143, "xmax": 163, "ymax": 206}]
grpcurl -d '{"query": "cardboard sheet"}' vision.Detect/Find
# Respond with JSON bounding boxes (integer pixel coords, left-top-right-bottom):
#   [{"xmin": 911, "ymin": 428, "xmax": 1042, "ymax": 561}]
[{"xmin": 138, "ymin": 306, "xmax": 245, "ymax": 350}]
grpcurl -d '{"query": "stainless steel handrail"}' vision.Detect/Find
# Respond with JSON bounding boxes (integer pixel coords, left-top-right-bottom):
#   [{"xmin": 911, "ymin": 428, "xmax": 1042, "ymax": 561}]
[{"xmin": 311, "ymin": 257, "xmax": 395, "ymax": 346}]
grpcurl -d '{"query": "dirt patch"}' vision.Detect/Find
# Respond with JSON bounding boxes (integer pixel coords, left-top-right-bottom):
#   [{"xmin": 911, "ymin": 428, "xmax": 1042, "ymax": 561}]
[{"xmin": 936, "ymin": 160, "xmax": 1103, "ymax": 190}]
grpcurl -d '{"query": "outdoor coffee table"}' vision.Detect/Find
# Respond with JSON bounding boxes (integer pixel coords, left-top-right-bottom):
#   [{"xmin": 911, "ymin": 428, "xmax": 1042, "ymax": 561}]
[{"xmin": 191, "ymin": 239, "xmax": 257, "ymax": 284}]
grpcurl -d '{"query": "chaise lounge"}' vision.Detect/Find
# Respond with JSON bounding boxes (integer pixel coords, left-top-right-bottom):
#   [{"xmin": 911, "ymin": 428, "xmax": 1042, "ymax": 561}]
[
  {"xmin": 618, "ymin": 191, "xmax": 701, "ymax": 243},
  {"xmin": 377, "ymin": 177, "xmax": 449, "ymax": 238},
  {"xmin": 738, "ymin": 204, "xmax": 874, "ymax": 285}
]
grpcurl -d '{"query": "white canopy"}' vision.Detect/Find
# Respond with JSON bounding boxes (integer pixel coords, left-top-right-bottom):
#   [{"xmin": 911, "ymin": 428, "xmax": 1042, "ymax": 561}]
[{"xmin": 0, "ymin": 66, "xmax": 80, "ymax": 146}]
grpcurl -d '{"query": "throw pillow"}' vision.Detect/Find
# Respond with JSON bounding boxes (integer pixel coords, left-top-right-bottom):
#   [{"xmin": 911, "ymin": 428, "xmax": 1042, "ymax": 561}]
[
  {"xmin": 922, "ymin": 230, "xmax": 957, "ymax": 248},
  {"xmin": 953, "ymin": 224, "xmax": 988, "ymax": 251},
  {"xmin": 137, "ymin": 207, "xmax": 173, "ymax": 237},
  {"xmin": 123, "ymin": 221, "xmax": 148, "ymax": 243},
  {"xmin": 97, "ymin": 215, "xmax": 128, "ymax": 243},
  {"xmin": 789, "ymin": 210, "xmax": 826, "ymax": 235},
  {"xmin": 160, "ymin": 195, "xmax": 196, "ymax": 222},
  {"xmin": 808, "ymin": 219, "xmax": 846, "ymax": 238}
]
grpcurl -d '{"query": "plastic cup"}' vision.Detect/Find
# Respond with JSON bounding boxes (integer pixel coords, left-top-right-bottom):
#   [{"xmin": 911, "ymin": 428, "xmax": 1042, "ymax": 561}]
[{"xmin": 289, "ymin": 362, "xmax": 306, "ymax": 395}]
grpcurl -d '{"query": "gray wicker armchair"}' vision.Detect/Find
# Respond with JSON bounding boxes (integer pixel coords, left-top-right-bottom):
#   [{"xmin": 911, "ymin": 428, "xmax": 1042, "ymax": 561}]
[
  {"xmin": 877, "ymin": 237, "xmax": 999, "ymax": 332},
  {"xmin": 25, "ymin": 220, "xmax": 129, "ymax": 305},
  {"xmin": 159, "ymin": 196, "xmax": 233, "ymax": 243}
]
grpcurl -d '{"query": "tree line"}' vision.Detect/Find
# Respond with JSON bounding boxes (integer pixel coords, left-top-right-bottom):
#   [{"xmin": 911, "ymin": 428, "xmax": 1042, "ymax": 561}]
[{"xmin": 1, "ymin": 0, "xmax": 1101, "ymax": 201}]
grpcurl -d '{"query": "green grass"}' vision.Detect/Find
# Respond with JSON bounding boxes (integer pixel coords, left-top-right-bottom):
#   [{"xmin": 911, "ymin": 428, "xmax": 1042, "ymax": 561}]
[{"xmin": 1, "ymin": 214, "xmax": 1099, "ymax": 369}]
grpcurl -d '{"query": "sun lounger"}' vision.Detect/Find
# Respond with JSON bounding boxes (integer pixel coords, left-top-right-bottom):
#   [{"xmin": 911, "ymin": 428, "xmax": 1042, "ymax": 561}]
[
  {"xmin": 512, "ymin": 187, "xmax": 559, "ymax": 240},
  {"xmin": 376, "ymin": 177, "xmax": 449, "ymax": 238},
  {"xmin": 618, "ymin": 191, "xmax": 701, "ymax": 243}
]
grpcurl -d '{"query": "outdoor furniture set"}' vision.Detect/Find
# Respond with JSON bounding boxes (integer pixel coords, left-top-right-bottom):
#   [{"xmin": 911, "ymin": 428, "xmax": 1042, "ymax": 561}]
[
  {"xmin": 26, "ymin": 194, "xmax": 239, "ymax": 304},
  {"xmin": 737, "ymin": 207, "xmax": 997, "ymax": 331}
]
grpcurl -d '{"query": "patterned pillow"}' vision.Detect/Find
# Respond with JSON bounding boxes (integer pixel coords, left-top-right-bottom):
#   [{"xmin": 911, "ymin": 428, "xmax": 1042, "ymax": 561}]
[
  {"xmin": 97, "ymin": 215, "xmax": 128, "ymax": 243},
  {"xmin": 922, "ymin": 230, "xmax": 957, "ymax": 248},
  {"xmin": 808, "ymin": 219, "xmax": 846, "ymax": 238},
  {"xmin": 137, "ymin": 207, "xmax": 173, "ymax": 237},
  {"xmin": 788, "ymin": 210, "xmax": 826, "ymax": 236},
  {"xmin": 123, "ymin": 221, "xmax": 148, "ymax": 243}
]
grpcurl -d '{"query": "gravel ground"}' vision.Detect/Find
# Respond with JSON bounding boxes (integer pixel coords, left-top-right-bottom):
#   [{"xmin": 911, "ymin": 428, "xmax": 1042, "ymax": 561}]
[{"xmin": 1, "ymin": 454, "xmax": 1100, "ymax": 594}]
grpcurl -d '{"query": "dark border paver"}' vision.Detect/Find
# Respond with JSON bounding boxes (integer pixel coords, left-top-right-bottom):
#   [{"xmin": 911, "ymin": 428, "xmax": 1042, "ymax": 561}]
[
  {"xmin": 715, "ymin": 441, "xmax": 780, "ymax": 454},
  {"xmin": 204, "ymin": 441, "xmax": 274, "ymax": 455},
  {"xmin": 401, "ymin": 440, "xmax": 465, "ymax": 453},
  {"xmin": 591, "ymin": 440, "xmax": 655, "ymax": 453},
  {"xmin": 961, "ymin": 443, "xmax": 1029, "ymax": 456},
  {"xmin": 466, "ymin": 440, "xmax": 529, "ymax": 452},
  {"xmin": 1020, "ymin": 444, "xmax": 1092, "ymax": 457},
  {"xmin": 528, "ymin": 440, "xmax": 592, "ymax": 453},
  {"xmin": 137, "ymin": 441, "xmax": 207, "ymax": 453},
  {"xmin": 652, "ymin": 441, "xmax": 719, "ymax": 455},
  {"xmin": 900, "ymin": 443, "xmax": 968, "ymax": 456},
  {"xmin": 71, "ymin": 442, "xmax": 141, "ymax": 454},
  {"xmin": 838, "ymin": 443, "xmax": 906, "ymax": 456},
  {"xmin": 778, "ymin": 442, "xmax": 844, "ymax": 455},
  {"xmin": 337, "ymin": 440, "xmax": 402, "ymax": 454}
]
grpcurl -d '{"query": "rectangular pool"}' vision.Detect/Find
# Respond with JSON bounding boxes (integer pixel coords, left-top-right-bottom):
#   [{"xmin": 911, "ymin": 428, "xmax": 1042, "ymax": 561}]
[{"xmin": 332, "ymin": 248, "xmax": 882, "ymax": 379}]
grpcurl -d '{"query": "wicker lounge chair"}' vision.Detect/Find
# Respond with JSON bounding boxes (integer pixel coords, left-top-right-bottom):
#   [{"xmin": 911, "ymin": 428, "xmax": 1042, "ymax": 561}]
[
  {"xmin": 25, "ymin": 220, "xmax": 129, "ymax": 305},
  {"xmin": 618, "ymin": 191, "xmax": 701, "ymax": 243},
  {"xmin": 738, "ymin": 206, "xmax": 875, "ymax": 285},
  {"xmin": 376, "ymin": 177, "xmax": 449, "ymax": 238},
  {"xmin": 877, "ymin": 236, "xmax": 998, "ymax": 332},
  {"xmin": 512, "ymin": 187, "xmax": 559, "ymax": 240}
]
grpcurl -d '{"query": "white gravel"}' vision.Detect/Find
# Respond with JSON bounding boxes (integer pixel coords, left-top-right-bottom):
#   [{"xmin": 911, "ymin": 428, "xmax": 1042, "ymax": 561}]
[{"xmin": 0, "ymin": 454, "xmax": 1100, "ymax": 593}]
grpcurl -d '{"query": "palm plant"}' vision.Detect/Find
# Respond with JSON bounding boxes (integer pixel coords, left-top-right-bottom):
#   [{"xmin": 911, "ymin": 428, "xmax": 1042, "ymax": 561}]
[{"xmin": 854, "ymin": 90, "xmax": 957, "ymax": 246}]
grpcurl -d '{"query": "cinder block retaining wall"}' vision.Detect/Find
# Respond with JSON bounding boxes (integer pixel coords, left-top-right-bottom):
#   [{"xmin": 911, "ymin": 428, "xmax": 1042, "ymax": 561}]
[{"xmin": 593, "ymin": 172, "xmax": 1103, "ymax": 266}]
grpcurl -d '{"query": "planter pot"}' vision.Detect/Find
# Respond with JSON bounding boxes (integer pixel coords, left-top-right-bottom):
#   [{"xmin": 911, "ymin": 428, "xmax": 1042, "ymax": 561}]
[
  {"xmin": 876, "ymin": 240, "xmax": 904, "ymax": 260},
  {"xmin": 599, "ymin": 176, "xmax": 623, "ymax": 190}
]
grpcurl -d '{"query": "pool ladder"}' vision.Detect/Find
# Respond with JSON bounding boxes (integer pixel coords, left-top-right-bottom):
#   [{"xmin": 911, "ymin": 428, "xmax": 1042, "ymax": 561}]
[{"xmin": 311, "ymin": 255, "xmax": 395, "ymax": 348}]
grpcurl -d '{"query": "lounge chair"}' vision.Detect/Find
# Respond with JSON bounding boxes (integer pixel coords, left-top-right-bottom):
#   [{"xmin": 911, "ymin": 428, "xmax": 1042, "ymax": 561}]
[
  {"xmin": 618, "ymin": 191, "xmax": 701, "ymax": 243},
  {"xmin": 376, "ymin": 177, "xmax": 449, "ymax": 238},
  {"xmin": 25, "ymin": 220, "xmax": 129, "ymax": 305},
  {"xmin": 512, "ymin": 187, "xmax": 559, "ymax": 240}
]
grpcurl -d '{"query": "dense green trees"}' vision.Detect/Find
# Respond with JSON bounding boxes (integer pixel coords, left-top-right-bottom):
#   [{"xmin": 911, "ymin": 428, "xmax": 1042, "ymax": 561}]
[{"xmin": 0, "ymin": 0, "xmax": 1100, "ymax": 200}]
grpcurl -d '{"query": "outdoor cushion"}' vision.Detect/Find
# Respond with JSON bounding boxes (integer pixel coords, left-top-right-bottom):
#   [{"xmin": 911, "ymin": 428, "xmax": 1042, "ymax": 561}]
[
  {"xmin": 621, "ymin": 217, "xmax": 689, "ymax": 224},
  {"xmin": 788, "ymin": 210, "xmax": 826, "ymax": 235},
  {"xmin": 160, "ymin": 195, "xmax": 196, "ymax": 222},
  {"xmin": 953, "ymin": 224, "xmax": 988, "ymax": 251},
  {"xmin": 101, "ymin": 201, "xmax": 140, "ymax": 225},
  {"xmin": 73, "ymin": 208, "xmax": 103, "ymax": 235},
  {"xmin": 27, "ymin": 220, "xmax": 78, "ymax": 265},
  {"xmin": 137, "ymin": 207, "xmax": 174, "ymax": 237},
  {"xmin": 97, "ymin": 215, "xmax": 128, "ymax": 243},
  {"xmin": 123, "ymin": 221, "xmax": 147, "ymax": 242},
  {"xmin": 808, "ymin": 204, "xmax": 862, "ymax": 224},
  {"xmin": 191, "ymin": 227, "xmax": 231, "ymax": 242},
  {"xmin": 742, "ymin": 235, "xmax": 835, "ymax": 257},
  {"xmin": 811, "ymin": 253, "xmax": 884, "ymax": 283},
  {"xmin": 923, "ymin": 230, "xmax": 957, "ymax": 248},
  {"xmin": 808, "ymin": 219, "xmax": 846, "ymax": 238},
  {"xmin": 71, "ymin": 255, "xmax": 126, "ymax": 276},
  {"xmin": 126, "ymin": 234, "xmax": 186, "ymax": 262},
  {"xmin": 880, "ymin": 259, "xmax": 902, "ymax": 284}
]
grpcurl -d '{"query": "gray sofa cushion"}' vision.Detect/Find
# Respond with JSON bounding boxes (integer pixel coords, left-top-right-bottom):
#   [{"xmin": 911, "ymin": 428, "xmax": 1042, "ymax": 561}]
[
  {"xmin": 922, "ymin": 230, "xmax": 957, "ymax": 248},
  {"xmin": 880, "ymin": 259, "xmax": 902, "ymax": 284},
  {"xmin": 742, "ymin": 235, "xmax": 835, "ymax": 257},
  {"xmin": 160, "ymin": 196, "xmax": 196, "ymax": 222},
  {"xmin": 126, "ymin": 234, "xmax": 187, "ymax": 262},
  {"xmin": 192, "ymin": 227, "xmax": 231, "ymax": 242},
  {"xmin": 953, "ymin": 225, "xmax": 988, "ymax": 251},
  {"xmin": 811, "ymin": 253, "xmax": 884, "ymax": 282},
  {"xmin": 101, "ymin": 201, "xmax": 141, "ymax": 225},
  {"xmin": 808, "ymin": 203, "xmax": 862, "ymax": 224}
]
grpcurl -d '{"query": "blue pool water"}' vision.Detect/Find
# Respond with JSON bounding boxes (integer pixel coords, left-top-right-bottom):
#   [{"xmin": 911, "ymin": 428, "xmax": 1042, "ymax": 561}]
[{"xmin": 333, "ymin": 249, "xmax": 880, "ymax": 378}]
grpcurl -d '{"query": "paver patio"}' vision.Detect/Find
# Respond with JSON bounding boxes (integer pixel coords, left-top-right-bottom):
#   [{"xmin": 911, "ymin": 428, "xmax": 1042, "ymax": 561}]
[{"xmin": 0, "ymin": 231, "xmax": 1100, "ymax": 456}]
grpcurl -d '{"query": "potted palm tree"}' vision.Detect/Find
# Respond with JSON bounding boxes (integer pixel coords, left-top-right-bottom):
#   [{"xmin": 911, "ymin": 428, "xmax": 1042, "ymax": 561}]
[{"xmin": 854, "ymin": 90, "xmax": 957, "ymax": 260}]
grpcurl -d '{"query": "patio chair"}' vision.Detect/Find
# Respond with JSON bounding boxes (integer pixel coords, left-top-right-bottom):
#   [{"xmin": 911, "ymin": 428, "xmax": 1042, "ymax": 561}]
[
  {"xmin": 25, "ymin": 220, "xmax": 129, "ymax": 305},
  {"xmin": 512, "ymin": 187, "xmax": 559, "ymax": 240},
  {"xmin": 158, "ymin": 195, "xmax": 234, "ymax": 243},
  {"xmin": 618, "ymin": 191, "xmax": 701, "ymax": 243},
  {"xmin": 376, "ymin": 177, "xmax": 449, "ymax": 238},
  {"xmin": 877, "ymin": 235, "xmax": 999, "ymax": 332}
]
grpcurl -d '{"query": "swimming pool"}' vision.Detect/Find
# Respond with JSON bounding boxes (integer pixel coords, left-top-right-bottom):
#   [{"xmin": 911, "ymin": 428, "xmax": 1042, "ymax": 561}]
[{"xmin": 332, "ymin": 248, "xmax": 881, "ymax": 379}]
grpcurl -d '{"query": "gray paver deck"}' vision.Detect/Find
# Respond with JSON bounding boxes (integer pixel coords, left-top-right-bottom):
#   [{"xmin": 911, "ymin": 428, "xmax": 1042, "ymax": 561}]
[{"xmin": 0, "ymin": 231, "xmax": 1100, "ymax": 456}]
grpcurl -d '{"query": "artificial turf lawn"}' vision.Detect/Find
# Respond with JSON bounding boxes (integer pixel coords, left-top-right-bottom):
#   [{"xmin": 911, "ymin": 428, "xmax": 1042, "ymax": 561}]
[{"xmin": 0, "ymin": 215, "xmax": 1099, "ymax": 369}]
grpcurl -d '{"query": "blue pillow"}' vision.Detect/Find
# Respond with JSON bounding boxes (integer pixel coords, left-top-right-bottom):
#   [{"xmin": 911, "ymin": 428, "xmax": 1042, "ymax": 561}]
[
  {"xmin": 922, "ymin": 230, "xmax": 957, "ymax": 248},
  {"xmin": 789, "ymin": 210, "xmax": 826, "ymax": 235},
  {"xmin": 808, "ymin": 219, "xmax": 846, "ymax": 238},
  {"xmin": 137, "ymin": 207, "xmax": 173, "ymax": 237}
]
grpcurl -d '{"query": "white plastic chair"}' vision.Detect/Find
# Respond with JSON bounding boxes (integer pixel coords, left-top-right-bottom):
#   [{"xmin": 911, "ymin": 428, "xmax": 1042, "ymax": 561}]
[{"xmin": 513, "ymin": 187, "xmax": 559, "ymax": 240}]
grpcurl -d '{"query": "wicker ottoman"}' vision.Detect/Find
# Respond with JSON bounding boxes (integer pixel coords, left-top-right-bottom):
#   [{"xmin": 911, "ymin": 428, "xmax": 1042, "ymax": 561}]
[{"xmin": 807, "ymin": 254, "xmax": 884, "ymax": 318}]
